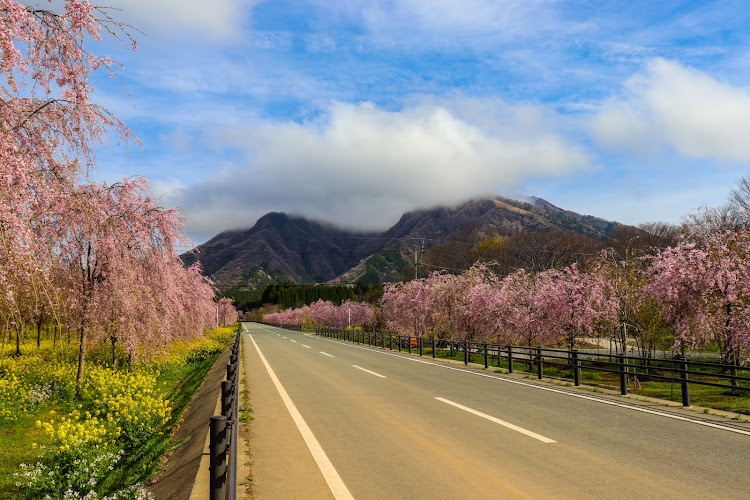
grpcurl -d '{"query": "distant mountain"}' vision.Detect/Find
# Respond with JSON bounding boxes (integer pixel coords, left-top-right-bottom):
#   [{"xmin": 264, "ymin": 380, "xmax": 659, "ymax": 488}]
[{"xmin": 181, "ymin": 196, "xmax": 624, "ymax": 290}]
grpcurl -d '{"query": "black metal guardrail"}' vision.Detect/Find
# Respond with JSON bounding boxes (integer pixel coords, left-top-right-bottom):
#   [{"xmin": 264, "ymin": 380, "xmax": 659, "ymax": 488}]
[
  {"xmin": 209, "ymin": 329, "xmax": 241, "ymax": 500},
  {"xmin": 307, "ymin": 327, "xmax": 750, "ymax": 408}
]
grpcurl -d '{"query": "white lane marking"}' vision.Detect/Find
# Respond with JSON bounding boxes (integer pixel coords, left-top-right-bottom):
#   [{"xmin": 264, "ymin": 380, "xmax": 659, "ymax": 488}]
[
  {"xmin": 352, "ymin": 365, "xmax": 386, "ymax": 379},
  {"xmin": 249, "ymin": 335, "xmax": 354, "ymax": 500},
  {"xmin": 290, "ymin": 340, "xmax": 297, "ymax": 343},
  {"xmin": 436, "ymin": 397, "xmax": 556, "ymax": 443},
  {"xmin": 302, "ymin": 344, "xmax": 311, "ymax": 349},
  {"xmin": 314, "ymin": 336, "xmax": 750, "ymax": 437},
  {"xmin": 320, "ymin": 352, "xmax": 335, "ymax": 358},
  {"xmin": 282, "ymin": 336, "xmax": 287, "ymax": 339}
]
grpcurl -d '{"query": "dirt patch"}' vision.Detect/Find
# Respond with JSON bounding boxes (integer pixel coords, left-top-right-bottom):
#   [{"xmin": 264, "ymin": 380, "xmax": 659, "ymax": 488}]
[{"xmin": 148, "ymin": 349, "xmax": 231, "ymax": 500}]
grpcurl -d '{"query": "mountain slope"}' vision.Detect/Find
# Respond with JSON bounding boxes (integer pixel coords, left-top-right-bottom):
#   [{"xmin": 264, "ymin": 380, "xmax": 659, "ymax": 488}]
[{"xmin": 182, "ymin": 196, "xmax": 623, "ymax": 289}]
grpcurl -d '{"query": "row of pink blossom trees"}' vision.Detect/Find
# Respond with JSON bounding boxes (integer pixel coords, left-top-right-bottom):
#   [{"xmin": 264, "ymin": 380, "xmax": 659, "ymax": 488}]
[
  {"xmin": 0, "ymin": 1, "xmax": 236, "ymax": 396},
  {"xmin": 381, "ymin": 262, "xmax": 616, "ymax": 351},
  {"xmin": 264, "ymin": 299, "xmax": 376, "ymax": 330},
  {"xmin": 381, "ymin": 215, "xmax": 750, "ymax": 366}
]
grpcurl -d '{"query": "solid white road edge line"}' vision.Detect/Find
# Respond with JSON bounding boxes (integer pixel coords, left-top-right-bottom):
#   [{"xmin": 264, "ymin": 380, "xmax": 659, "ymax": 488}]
[
  {"xmin": 310, "ymin": 334, "xmax": 750, "ymax": 437},
  {"xmin": 436, "ymin": 397, "xmax": 556, "ymax": 443},
  {"xmin": 248, "ymin": 334, "xmax": 354, "ymax": 500},
  {"xmin": 320, "ymin": 352, "xmax": 335, "ymax": 358},
  {"xmin": 352, "ymin": 365, "xmax": 386, "ymax": 378}
]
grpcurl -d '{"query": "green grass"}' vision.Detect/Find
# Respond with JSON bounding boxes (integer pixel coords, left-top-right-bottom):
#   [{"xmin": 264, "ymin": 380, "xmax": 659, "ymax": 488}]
[{"xmin": 0, "ymin": 405, "xmax": 57, "ymax": 498}]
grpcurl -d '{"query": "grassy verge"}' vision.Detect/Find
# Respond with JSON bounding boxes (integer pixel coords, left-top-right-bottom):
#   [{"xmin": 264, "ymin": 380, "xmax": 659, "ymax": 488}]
[
  {"xmin": 237, "ymin": 335, "xmax": 254, "ymax": 497},
  {"xmin": 0, "ymin": 325, "xmax": 238, "ymax": 499}
]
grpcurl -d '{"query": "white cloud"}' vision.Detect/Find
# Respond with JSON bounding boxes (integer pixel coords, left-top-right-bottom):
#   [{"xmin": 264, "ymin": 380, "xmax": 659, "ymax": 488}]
[
  {"xmin": 592, "ymin": 58, "xmax": 750, "ymax": 162},
  {"xmin": 169, "ymin": 98, "xmax": 590, "ymax": 237},
  {"xmin": 105, "ymin": 0, "xmax": 262, "ymax": 41},
  {"xmin": 358, "ymin": 0, "xmax": 559, "ymax": 40}
]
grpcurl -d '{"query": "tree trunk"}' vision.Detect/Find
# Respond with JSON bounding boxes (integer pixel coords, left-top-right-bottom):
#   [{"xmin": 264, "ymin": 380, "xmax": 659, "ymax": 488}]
[
  {"xmin": 15, "ymin": 326, "xmax": 21, "ymax": 356},
  {"xmin": 111, "ymin": 334, "xmax": 117, "ymax": 370},
  {"xmin": 76, "ymin": 323, "xmax": 87, "ymax": 400}
]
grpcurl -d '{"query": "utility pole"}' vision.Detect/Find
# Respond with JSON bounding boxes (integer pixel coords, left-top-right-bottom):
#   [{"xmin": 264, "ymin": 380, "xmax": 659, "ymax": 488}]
[
  {"xmin": 415, "ymin": 245, "xmax": 418, "ymax": 280},
  {"xmin": 414, "ymin": 239, "xmax": 425, "ymax": 280}
]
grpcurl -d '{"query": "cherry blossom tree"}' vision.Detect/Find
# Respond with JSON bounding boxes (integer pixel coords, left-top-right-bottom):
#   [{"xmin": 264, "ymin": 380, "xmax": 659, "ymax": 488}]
[
  {"xmin": 592, "ymin": 255, "xmax": 672, "ymax": 357},
  {"xmin": 534, "ymin": 264, "xmax": 616, "ymax": 350},
  {"xmin": 381, "ymin": 279, "xmax": 430, "ymax": 336},
  {"xmin": 646, "ymin": 223, "xmax": 750, "ymax": 367}
]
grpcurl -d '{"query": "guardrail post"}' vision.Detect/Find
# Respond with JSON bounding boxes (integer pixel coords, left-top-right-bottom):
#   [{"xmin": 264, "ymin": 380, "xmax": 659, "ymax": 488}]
[
  {"xmin": 679, "ymin": 356, "xmax": 690, "ymax": 407},
  {"xmin": 432, "ymin": 337, "xmax": 436, "ymax": 358},
  {"xmin": 537, "ymin": 347, "xmax": 543, "ymax": 379},
  {"xmin": 419, "ymin": 337, "xmax": 423, "ymax": 356},
  {"xmin": 389, "ymin": 334, "xmax": 393, "ymax": 351},
  {"xmin": 227, "ymin": 362, "xmax": 236, "ymax": 383},
  {"xmin": 209, "ymin": 415, "xmax": 228, "ymax": 500},
  {"xmin": 484, "ymin": 343, "xmax": 488, "ymax": 369},
  {"xmin": 507, "ymin": 345, "xmax": 513, "ymax": 373},
  {"xmin": 408, "ymin": 336, "xmax": 412, "ymax": 354},
  {"xmin": 221, "ymin": 380, "xmax": 233, "ymax": 418},
  {"xmin": 618, "ymin": 353, "xmax": 627, "ymax": 395},
  {"xmin": 463, "ymin": 342, "xmax": 468, "ymax": 365},
  {"xmin": 398, "ymin": 335, "xmax": 402, "ymax": 352},
  {"xmin": 572, "ymin": 349, "xmax": 581, "ymax": 386}
]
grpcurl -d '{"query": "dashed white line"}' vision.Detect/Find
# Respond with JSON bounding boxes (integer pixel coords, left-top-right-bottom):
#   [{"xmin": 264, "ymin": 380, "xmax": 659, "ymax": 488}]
[
  {"xmin": 248, "ymin": 335, "xmax": 354, "ymax": 500},
  {"xmin": 314, "ymin": 334, "xmax": 750, "ymax": 437},
  {"xmin": 302, "ymin": 344, "xmax": 311, "ymax": 348},
  {"xmin": 290, "ymin": 340, "xmax": 297, "ymax": 343},
  {"xmin": 320, "ymin": 352, "xmax": 335, "ymax": 358},
  {"xmin": 352, "ymin": 365, "xmax": 386, "ymax": 378},
  {"xmin": 436, "ymin": 397, "xmax": 556, "ymax": 443}
]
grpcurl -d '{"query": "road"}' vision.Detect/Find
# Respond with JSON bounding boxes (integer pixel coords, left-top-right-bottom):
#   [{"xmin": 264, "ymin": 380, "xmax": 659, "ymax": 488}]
[{"xmin": 240, "ymin": 322, "xmax": 750, "ymax": 499}]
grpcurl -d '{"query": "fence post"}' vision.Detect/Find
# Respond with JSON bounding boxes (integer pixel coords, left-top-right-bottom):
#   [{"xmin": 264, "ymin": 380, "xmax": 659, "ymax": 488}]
[
  {"xmin": 572, "ymin": 349, "xmax": 581, "ymax": 386},
  {"xmin": 221, "ymin": 380, "xmax": 233, "ymax": 418},
  {"xmin": 227, "ymin": 362, "xmax": 236, "ymax": 383},
  {"xmin": 537, "ymin": 347, "xmax": 543, "ymax": 379},
  {"xmin": 209, "ymin": 415, "xmax": 228, "ymax": 500},
  {"xmin": 419, "ymin": 336, "xmax": 423, "ymax": 356},
  {"xmin": 432, "ymin": 337, "xmax": 436, "ymax": 359},
  {"xmin": 389, "ymin": 334, "xmax": 393, "ymax": 351},
  {"xmin": 408, "ymin": 336, "xmax": 412, "ymax": 354},
  {"xmin": 507, "ymin": 345, "xmax": 513, "ymax": 373},
  {"xmin": 484, "ymin": 343, "xmax": 489, "ymax": 369},
  {"xmin": 463, "ymin": 342, "xmax": 468, "ymax": 365},
  {"xmin": 618, "ymin": 353, "xmax": 627, "ymax": 395},
  {"xmin": 679, "ymin": 356, "xmax": 691, "ymax": 407},
  {"xmin": 398, "ymin": 335, "xmax": 402, "ymax": 352}
]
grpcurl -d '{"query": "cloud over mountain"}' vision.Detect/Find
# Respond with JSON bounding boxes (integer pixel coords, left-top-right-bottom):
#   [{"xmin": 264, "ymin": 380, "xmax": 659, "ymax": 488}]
[{"xmin": 168, "ymin": 98, "xmax": 591, "ymax": 237}]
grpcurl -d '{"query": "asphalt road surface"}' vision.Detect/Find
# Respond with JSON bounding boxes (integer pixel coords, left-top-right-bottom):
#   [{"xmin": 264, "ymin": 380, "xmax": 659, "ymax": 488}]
[{"xmin": 241, "ymin": 322, "xmax": 750, "ymax": 499}]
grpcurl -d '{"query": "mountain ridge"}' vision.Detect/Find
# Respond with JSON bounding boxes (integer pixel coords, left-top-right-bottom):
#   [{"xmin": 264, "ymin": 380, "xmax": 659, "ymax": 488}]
[{"xmin": 181, "ymin": 195, "xmax": 624, "ymax": 289}]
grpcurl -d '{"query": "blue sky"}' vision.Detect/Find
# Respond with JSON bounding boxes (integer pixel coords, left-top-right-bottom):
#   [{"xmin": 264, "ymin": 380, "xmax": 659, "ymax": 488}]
[{"xmin": 86, "ymin": 0, "xmax": 750, "ymax": 245}]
